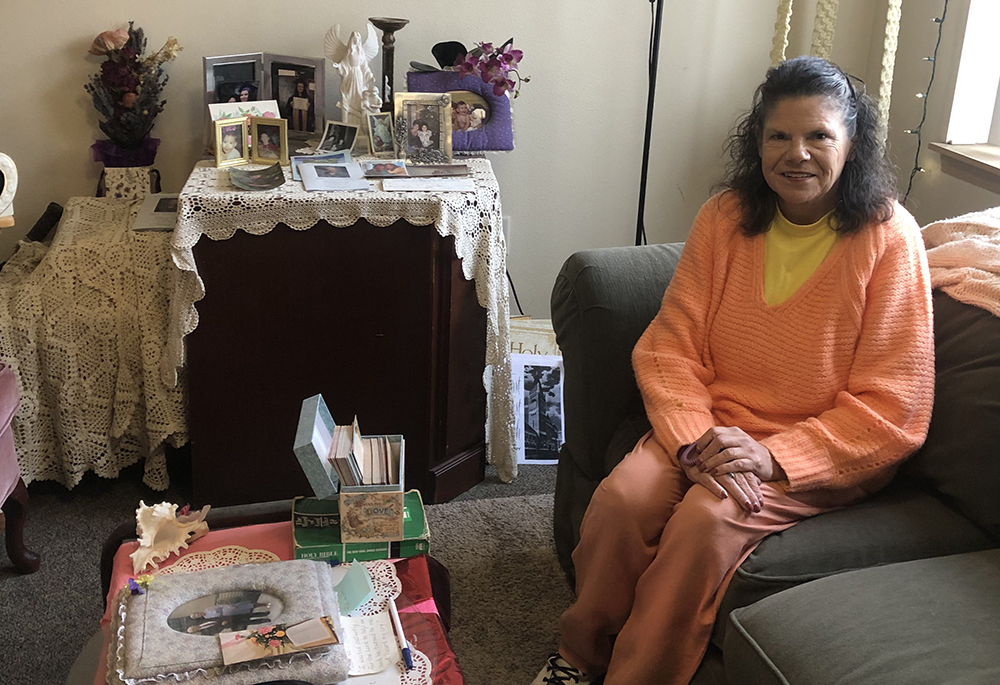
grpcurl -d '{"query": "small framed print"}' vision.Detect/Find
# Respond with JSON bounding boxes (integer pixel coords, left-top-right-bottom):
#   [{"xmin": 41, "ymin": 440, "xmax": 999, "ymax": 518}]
[
  {"xmin": 393, "ymin": 92, "xmax": 453, "ymax": 164},
  {"xmin": 251, "ymin": 116, "xmax": 289, "ymax": 165},
  {"xmin": 367, "ymin": 112, "xmax": 396, "ymax": 157},
  {"xmin": 316, "ymin": 121, "xmax": 359, "ymax": 154},
  {"xmin": 214, "ymin": 117, "xmax": 250, "ymax": 168}
]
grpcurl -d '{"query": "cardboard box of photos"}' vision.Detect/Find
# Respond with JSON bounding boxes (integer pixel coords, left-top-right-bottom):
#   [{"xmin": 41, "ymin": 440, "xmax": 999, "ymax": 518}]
[{"xmin": 292, "ymin": 394, "xmax": 409, "ymax": 544}]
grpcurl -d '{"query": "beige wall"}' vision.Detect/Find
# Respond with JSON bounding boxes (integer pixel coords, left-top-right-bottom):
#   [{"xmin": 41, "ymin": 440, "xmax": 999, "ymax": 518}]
[{"xmin": 1, "ymin": 1, "xmax": 995, "ymax": 318}]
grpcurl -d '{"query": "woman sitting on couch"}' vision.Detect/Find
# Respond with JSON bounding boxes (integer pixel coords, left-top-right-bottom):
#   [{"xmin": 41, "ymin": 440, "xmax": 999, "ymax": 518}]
[{"xmin": 534, "ymin": 56, "xmax": 935, "ymax": 685}]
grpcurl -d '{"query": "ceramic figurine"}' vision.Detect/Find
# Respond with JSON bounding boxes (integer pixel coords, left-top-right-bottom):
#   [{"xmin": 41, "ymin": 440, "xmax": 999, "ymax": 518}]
[
  {"xmin": 130, "ymin": 501, "xmax": 211, "ymax": 573},
  {"xmin": 324, "ymin": 22, "xmax": 383, "ymax": 128}
]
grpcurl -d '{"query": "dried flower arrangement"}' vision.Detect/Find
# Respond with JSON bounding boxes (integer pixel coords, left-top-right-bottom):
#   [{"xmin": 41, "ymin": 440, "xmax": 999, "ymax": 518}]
[{"xmin": 84, "ymin": 22, "xmax": 181, "ymax": 150}]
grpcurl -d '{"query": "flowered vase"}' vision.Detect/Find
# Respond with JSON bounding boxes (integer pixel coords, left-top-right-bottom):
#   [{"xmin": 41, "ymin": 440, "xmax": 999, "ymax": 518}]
[{"xmin": 91, "ymin": 136, "xmax": 160, "ymax": 168}]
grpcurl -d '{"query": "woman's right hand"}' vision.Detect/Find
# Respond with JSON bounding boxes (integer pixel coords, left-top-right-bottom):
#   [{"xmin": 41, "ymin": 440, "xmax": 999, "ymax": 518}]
[{"xmin": 682, "ymin": 457, "xmax": 763, "ymax": 513}]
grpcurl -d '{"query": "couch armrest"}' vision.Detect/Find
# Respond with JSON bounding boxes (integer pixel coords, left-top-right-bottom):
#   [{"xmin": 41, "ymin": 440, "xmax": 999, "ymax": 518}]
[{"xmin": 550, "ymin": 243, "xmax": 684, "ymax": 482}]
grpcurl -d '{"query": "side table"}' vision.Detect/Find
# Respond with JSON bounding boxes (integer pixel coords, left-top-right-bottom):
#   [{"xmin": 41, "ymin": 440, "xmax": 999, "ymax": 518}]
[
  {"xmin": 73, "ymin": 501, "xmax": 464, "ymax": 685},
  {"xmin": 165, "ymin": 159, "xmax": 516, "ymax": 506}
]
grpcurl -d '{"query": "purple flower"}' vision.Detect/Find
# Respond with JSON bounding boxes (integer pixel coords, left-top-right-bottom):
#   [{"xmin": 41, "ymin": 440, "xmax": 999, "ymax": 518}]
[
  {"xmin": 456, "ymin": 53, "xmax": 479, "ymax": 79},
  {"xmin": 492, "ymin": 78, "xmax": 516, "ymax": 97},
  {"xmin": 499, "ymin": 45, "xmax": 523, "ymax": 66},
  {"xmin": 480, "ymin": 57, "xmax": 505, "ymax": 85}
]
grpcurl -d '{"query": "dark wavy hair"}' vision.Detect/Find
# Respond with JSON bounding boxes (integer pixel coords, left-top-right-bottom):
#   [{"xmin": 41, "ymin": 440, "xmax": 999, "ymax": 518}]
[{"xmin": 719, "ymin": 55, "xmax": 897, "ymax": 235}]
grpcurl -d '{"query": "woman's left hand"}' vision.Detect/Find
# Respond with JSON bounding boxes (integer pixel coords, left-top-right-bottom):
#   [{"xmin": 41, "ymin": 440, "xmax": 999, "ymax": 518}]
[{"xmin": 693, "ymin": 426, "xmax": 786, "ymax": 482}]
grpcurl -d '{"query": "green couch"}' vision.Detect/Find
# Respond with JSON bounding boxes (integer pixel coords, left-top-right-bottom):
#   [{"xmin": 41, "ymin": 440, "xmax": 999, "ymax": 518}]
[{"xmin": 550, "ymin": 244, "xmax": 1000, "ymax": 684}]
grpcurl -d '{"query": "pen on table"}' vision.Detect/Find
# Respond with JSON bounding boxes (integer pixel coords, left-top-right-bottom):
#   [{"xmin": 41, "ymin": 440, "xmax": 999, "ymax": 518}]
[{"xmin": 388, "ymin": 595, "xmax": 413, "ymax": 670}]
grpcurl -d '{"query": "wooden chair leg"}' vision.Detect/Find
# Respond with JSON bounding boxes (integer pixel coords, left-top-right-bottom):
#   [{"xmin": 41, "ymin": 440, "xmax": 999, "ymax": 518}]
[{"xmin": 2, "ymin": 477, "xmax": 40, "ymax": 574}]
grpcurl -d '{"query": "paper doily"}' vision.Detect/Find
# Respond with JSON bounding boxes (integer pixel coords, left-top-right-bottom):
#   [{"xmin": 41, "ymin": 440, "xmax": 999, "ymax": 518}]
[{"xmin": 157, "ymin": 545, "xmax": 280, "ymax": 574}]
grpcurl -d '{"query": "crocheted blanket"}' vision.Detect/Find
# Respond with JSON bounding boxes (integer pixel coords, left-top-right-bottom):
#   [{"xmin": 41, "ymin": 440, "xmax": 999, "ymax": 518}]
[{"xmin": 922, "ymin": 206, "xmax": 1000, "ymax": 318}]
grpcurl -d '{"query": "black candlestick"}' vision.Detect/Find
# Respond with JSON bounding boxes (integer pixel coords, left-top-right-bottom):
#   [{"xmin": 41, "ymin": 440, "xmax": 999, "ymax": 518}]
[
  {"xmin": 370, "ymin": 17, "xmax": 410, "ymax": 114},
  {"xmin": 636, "ymin": 0, "xmax": 665, "ymax": 246}
]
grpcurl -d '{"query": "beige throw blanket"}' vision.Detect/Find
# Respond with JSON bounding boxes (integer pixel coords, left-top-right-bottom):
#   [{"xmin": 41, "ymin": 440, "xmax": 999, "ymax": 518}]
[{"xmin": 922, "ymin": 206, "xmax": 1000, "ymax": 318}]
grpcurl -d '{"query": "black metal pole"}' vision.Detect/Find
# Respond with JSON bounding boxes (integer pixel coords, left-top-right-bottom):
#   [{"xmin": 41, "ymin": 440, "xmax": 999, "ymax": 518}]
[{"xmin": 636, "ymin": 0, "xmax": 665, "ymax": 246}]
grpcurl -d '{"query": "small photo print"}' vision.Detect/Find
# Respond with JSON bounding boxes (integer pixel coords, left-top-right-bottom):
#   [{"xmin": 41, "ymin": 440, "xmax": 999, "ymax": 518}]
[
  {"xmin": 220, "ymin": 616, "xmax": 339, "ymax": 666},
  {"xmin": 404, "ymin": 102, "xmax": 441, "ymax": 155},
  {"xmin": 512, "ymin": 354, "xmax": 565, "ymax": 465},
  {"xmin": 362, "ymin": 160, "xmax": 408, "ymax": 177},
  {"xmin": 367, "ymin": 111, "xmax": 395, "ymax": 157},
  {"xmin": 314, "ymin": 165, "xmax": 350, "ymax": 178},
  {"xmin": 255, "ymin": 124, "xmax": 282, "ymax": 159},
  {"xmin": 167, "ymin": 590, "xmax": 282, "ymax": 636},
  {"xmin": 450, "ymin": 91, "xmax": 491, "ymax": 131},
  {"xmin": 155, "ymin": 197, "xmax": 178, "ymax": 213},
  {"xmin": 316, "ymin": 121, "xmax": 358, "ymax": 153},
  {"xmin": 216, "ymin": 81, "xmax": 259, "ymax": 104},
  {"xmin": 220, "ymin": 124, "xmax": 244, "ymax": 159}
]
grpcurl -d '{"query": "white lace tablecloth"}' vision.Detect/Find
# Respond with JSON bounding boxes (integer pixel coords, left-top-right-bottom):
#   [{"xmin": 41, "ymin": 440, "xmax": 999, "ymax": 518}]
[
  {"xmin": 0, "ymin": 196, "xmax": 188, "ymax": 490},
  {"xmin": 164, "ymin": 159, "xmax": 516, "ymax": 482}
]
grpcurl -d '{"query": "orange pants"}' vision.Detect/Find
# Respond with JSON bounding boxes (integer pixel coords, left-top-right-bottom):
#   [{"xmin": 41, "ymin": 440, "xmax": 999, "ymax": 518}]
[{"xmin": 559, "ymin": 431, "xmax": 868, "ymax": 685}]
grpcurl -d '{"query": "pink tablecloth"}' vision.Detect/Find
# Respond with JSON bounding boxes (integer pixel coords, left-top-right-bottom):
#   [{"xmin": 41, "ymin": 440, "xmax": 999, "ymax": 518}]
[{"xmin": 97, "ymin": 522, "xmax": 463, "ymax": 685}]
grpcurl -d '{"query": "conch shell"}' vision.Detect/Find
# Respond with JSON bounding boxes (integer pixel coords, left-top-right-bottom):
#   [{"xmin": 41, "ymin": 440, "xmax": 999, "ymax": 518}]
[{"xmin": 129, "ymin": 501, "xmax": 211, "ymax": 574}]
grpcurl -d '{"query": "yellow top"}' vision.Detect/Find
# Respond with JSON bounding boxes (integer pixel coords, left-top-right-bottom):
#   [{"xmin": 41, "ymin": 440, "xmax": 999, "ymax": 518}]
[{"xmin": 763, "ymin": 208, "xmax": 838, "ymax": 306}]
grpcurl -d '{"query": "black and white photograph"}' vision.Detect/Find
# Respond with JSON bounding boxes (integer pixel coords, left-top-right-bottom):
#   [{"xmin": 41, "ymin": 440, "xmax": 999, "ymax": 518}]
[
  {"xmin": 512, "ymin": 354, "xmax": 565, "ymax": 465},
  {"xmin": 167, "ymin": 590, "xmax": 282, "ymax": 636},
  {"xmin": 316, "ymin": 121, "xmax": 359, "ymax": 153}
]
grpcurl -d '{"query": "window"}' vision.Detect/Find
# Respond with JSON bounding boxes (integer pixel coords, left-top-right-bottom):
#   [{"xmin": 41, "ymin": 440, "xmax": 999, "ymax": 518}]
[{"xmin": 945, "ymin": 0, "xmax": 1000, "ymax": 145}]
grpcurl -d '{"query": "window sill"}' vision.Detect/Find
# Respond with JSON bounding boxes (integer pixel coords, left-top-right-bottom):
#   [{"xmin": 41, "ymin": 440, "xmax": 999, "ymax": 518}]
[{"xmin": 929, "ymin": 142, "xmax": 1000, "ymax": 194}]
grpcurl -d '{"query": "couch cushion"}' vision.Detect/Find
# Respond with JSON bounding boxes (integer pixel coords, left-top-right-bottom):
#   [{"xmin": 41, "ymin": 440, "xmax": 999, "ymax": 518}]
[
  {"xmin": 724, "ymin": 549, "xmax": 1000, "ymax": 685},
  {"xmin": 899, "ymin": 290, "xmax": 1000, "ymax": 539},
  {"xmin": 712, "ymin": 480, "xmax": 997, "ymax": 646}
]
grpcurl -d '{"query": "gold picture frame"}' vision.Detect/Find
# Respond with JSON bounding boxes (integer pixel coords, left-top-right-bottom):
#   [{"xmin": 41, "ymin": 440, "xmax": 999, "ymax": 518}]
[
  {"xmin": 214, "ymin": 117, "xmax": 249, "ymax": 168},
  {"xmin": 393, "ymin": 92, "xmax": 452, "ymax": 164},
  {"xmin": 367, "ymin": 112, "xmax": 396, "ymax": 158},
  {"xmin": 250, "ymin": 116, "xmax": 289, "ymax": 165}
]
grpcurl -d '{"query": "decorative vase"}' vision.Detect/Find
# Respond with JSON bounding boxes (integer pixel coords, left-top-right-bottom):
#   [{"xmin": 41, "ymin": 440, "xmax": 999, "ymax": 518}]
[{"xmin": 91, "ymin": 136, "xmax": 160, "ymax": 168}]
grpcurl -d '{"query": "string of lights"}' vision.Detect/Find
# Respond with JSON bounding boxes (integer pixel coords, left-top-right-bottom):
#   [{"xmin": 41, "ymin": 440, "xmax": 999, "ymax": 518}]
[{"xmin": 902, "ymin": 0, "xmax": 950, "ymax": 205}]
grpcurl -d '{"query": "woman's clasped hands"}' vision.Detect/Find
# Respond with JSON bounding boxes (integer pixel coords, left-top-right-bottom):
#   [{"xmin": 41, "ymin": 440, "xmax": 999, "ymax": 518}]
[{"xmin": 682, "ymin": 426, "xmax": 787, "ymax": 514}]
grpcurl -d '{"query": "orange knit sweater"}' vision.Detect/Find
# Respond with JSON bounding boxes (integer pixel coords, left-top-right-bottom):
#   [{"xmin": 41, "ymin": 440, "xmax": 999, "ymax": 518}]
[{"xmin": 633, "ymin": 193, "xmax": 935, "ymax": 493}]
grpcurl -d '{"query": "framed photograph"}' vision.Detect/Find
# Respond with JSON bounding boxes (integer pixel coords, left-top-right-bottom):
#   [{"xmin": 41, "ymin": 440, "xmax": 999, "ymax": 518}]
[
  {"xmin": 251, "ymin": 116, "xmax": 289, "ymax": 165},
  {"xmin": 214, "ymin": 117, "xmax": 250, "ymax": 168},
  {"xmin": 511, "ymin": 354, "xmax": 565, "ymax": 465},
  {"xmin": 366, "ymin": 112, "xmax": 396, "ymax": 157},
  {"xmin": 407, "ymin": 70, "xmax": 514, "ymax": 153},
  {"xmin": 316, "ymin": 121, "xmax": 359, "ymax": 153},
  {"xmin": 203, "ymin": 53, "xmax": 264, "ymax": 148},
  {"xmin": 263, "ymin": 54, "xmax": 325, "ymax": 139},
  {"xmin": 204, "ymin": 53, "xmax": 264, "ymax": 105},
  {"xmin": 393, "ymin": 92, "xmax": 453, "ymax": 164}
]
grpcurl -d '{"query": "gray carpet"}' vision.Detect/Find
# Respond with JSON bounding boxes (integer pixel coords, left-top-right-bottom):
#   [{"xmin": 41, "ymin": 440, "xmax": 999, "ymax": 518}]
[
  {"xmin": 0, "ymin": 460, "xmax": 562, "ymax": 684},
  {"xmin": 426, "ymin": 493, "xmax": 573, "ymax": 685}
]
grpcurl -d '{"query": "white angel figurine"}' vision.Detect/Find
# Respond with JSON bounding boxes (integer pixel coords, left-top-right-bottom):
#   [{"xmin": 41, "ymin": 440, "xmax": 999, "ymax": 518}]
[{"xmin": 324, "ymin": 22, "xmax": 382, "ymax": 128}]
